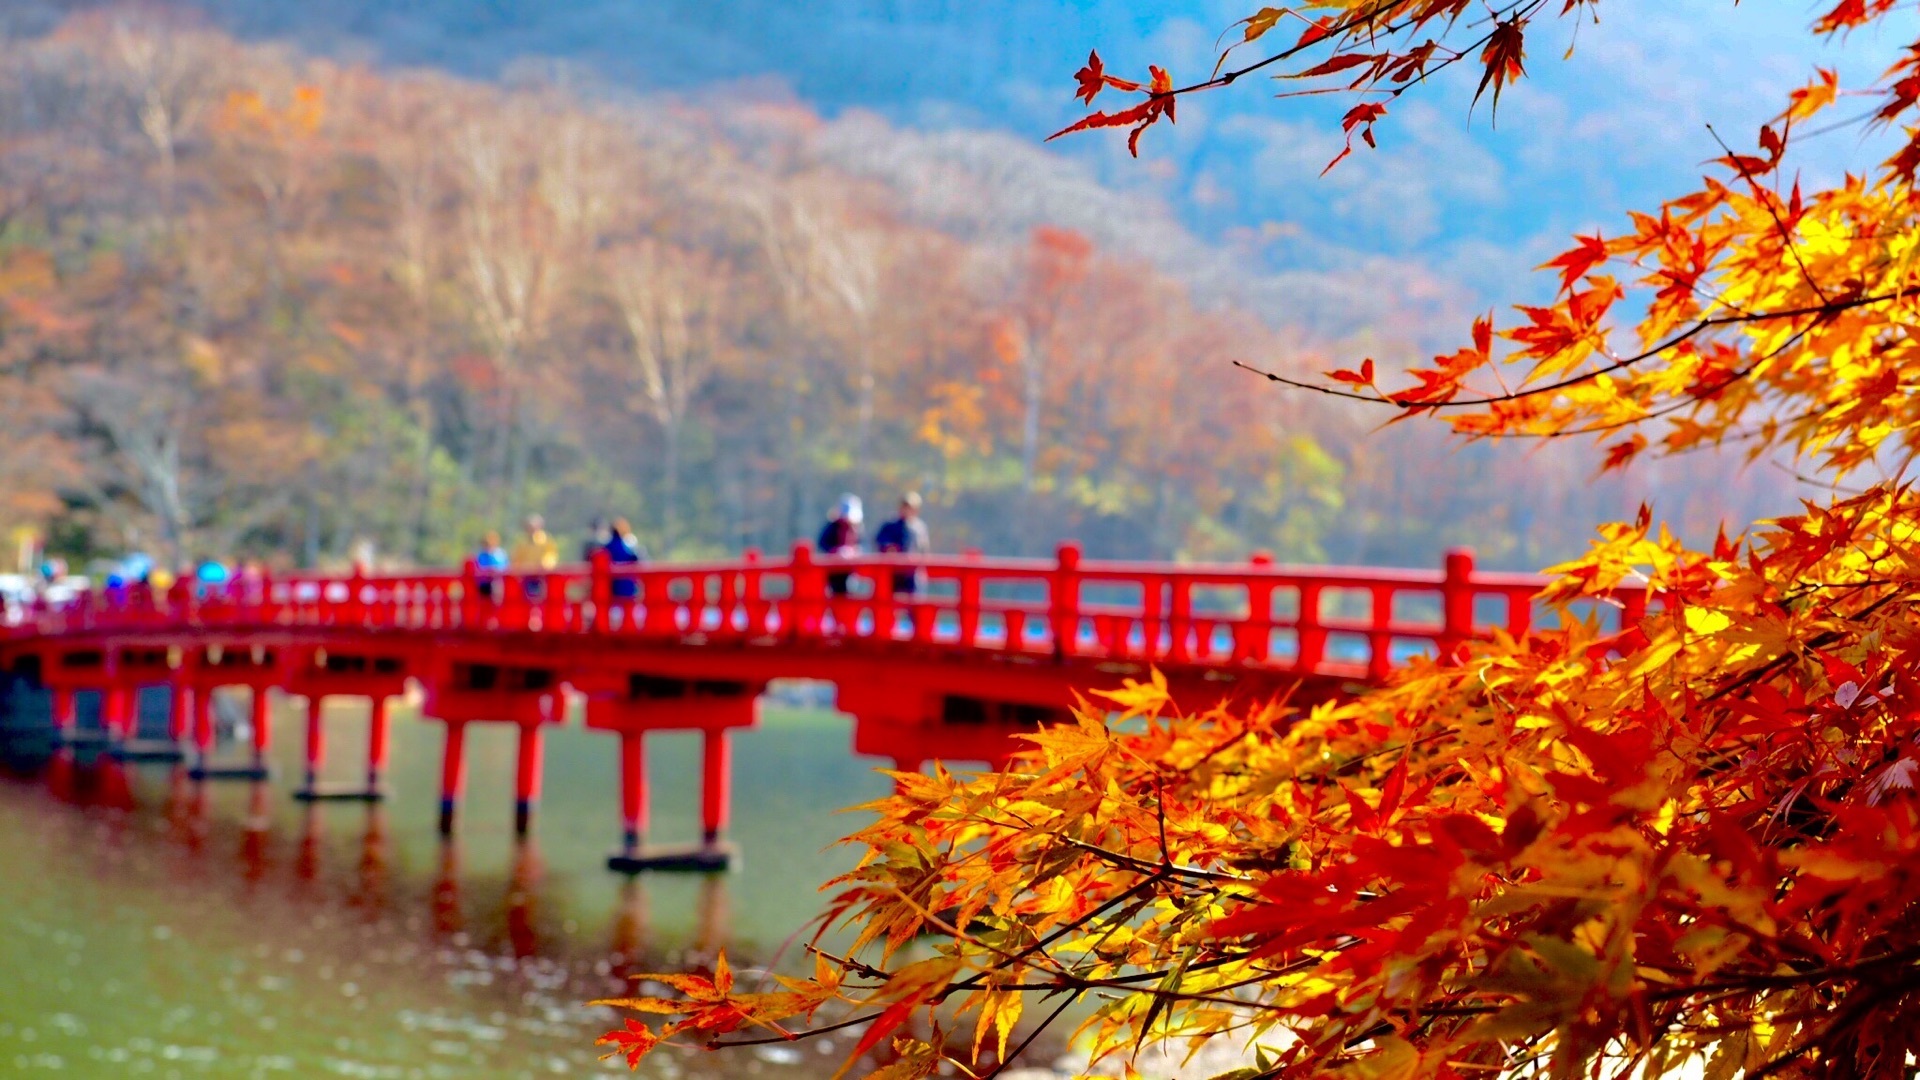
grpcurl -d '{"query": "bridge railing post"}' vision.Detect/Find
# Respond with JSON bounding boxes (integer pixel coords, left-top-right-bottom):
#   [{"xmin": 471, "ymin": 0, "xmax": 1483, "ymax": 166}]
[
  {"xmin": 591, "ymin": 549, "xmax": 612, "ymax": 633},
  {"xmin": 740, "ymin": 548, "xmax": 767, "ymax": 636},
  {"xmin": 790, "ymin": 543, "xmax": 822, "ymax": 641},
  {"xmin": 1240, "ymin": 552, "xmax": 1274, "ymax": 663},
  {"xmin": 1440, "ymin": 547, "xmax": 1477, "ymax": 662},
  {"xmin": 1050, "ymin": 542, "xmax": 1081, "ymax": 660},
  {"xmin": 169, "ymin": 576, "xmax": 195, "ymax": 626},
  {"xmin": 1367, "ymin": 584, "xmax": 1395, "ymax": 682},
  {"xmin": 957, "ymin": 549, "xmax": 983, "ymax": 647},
  {"xmin": 1298, "ymin": 584, "xmax": 1327, "ymax": 671},
  {"xmin": 541, "ymin": 568, "xmax": 566, "ymax": 631},
  {"xmin": 346, "ymin": 565, "xmax": 367, "ymax": 627},
  {"xmin": 258, "ymin": 565, "xmax": 279, "ymax": 625},
  {"xmin": 871, "ymin": 557, "xmax": 896, "ymax": 641},
  {"xmin": 1168, "ymin": 575, "xmax": 1192, "ymax": 662},
  {"xmin": 461, "ymin": 558, "xmax": 481, "ymax": 629}
]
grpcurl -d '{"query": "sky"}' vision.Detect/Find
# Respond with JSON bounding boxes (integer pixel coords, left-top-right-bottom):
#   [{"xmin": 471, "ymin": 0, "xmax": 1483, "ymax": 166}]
[{"xmin": 119, "ymin": 0, "xmax": 1903, "ymax": 348}]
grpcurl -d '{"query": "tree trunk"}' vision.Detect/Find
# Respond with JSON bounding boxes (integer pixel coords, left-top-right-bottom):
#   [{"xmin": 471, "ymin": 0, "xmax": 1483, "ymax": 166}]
[{"xmin": 661, "ymin": 416, "xmax": 682, "ymax": 556}]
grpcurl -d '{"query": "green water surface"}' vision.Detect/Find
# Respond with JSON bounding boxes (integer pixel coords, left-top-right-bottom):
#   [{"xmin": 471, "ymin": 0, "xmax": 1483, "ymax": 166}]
[{"xmin": 0, "ymin": 703, "xmax": 897, "ymax": 1078}]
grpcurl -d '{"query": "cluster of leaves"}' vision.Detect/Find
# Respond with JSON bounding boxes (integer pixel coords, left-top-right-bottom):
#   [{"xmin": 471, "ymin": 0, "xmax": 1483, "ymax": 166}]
[{"xmin": 595, "ymin": 2, "xmax": 1920, "ymax": 1077}]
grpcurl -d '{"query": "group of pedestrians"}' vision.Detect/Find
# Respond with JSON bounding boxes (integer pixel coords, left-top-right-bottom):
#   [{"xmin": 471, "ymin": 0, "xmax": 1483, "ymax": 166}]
[
  {"xmin": 475, "ymin": 515, "xmax": 650, "ymax": 599},
  {"xmin": 472, "ymin": 493, "xmax": 929, "ymax": 601},
  {"xmin": 817, "ymin": 491, "xmax": 929, "ymax": 597}
]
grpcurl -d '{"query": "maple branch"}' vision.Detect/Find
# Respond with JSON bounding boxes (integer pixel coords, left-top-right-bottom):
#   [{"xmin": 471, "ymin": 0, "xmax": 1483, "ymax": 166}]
[
  {"xmin": 702, "ymin": 1008, "xmax": 887, "ymax": 1049},
  {"xmin": 1235, "ymin": 282, "xmax": 1917, "ymax": 413},
  {"xmin": 1146, "ymin": 0, "xmax": 1543, "ymax": 112},
  {"xmin": 1705, "ymin": 122, "xmax": 1831, "ymax": 305}
]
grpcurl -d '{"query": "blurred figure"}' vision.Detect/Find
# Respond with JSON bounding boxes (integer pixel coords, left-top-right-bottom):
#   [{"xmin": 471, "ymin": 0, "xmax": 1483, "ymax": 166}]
[
  {"xmin": 195, "ymin": 558, "xmax": 231, "ymax": 586},
  {"xmin": 874, "ymin": 491, "xmax": 929, "ymax": 597},
  {"xmin": 604, "ymin": 517, "xmax": 647, "ymax": 600},
  {"xmin": 581, "ymin": 516, "xmax": 611, "ymax": 562},
  {"xmin": 817, "ymin": 494, "xmax": 863, "ymax": 598},
  {"xmin": 475, "ymin": 531, "xmax": 508, "ymax": 600},
  {"xmin": 512, "ymin": 515, "xmax": 559, "ymax": 602},
  {"xmin": 121, "ymin": 550, "xmax": 155, "ymax": 585},
  {"xmin": 237, "ymin": 559, "xmax": 267, "ymax": 605},
  {"xmin": 511, "ymin": 514, "xmax": 559, "ymax": 569}
]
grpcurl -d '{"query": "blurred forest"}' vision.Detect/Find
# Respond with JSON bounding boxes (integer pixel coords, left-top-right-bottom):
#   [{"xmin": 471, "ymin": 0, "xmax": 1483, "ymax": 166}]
[{"xmin": 0, "ymin": 9, "xmax": 1790, "ymax": 572}]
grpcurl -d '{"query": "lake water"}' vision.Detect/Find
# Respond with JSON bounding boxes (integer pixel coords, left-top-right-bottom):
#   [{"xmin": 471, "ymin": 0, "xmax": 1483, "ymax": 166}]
[{"xmin": 0, "ymin": 702, "xmax": 903, "ymax": 1078}]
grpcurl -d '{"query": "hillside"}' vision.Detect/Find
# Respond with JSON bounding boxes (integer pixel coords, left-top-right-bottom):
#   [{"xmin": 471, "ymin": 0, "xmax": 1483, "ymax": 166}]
[{"xmin": 0, "ymin": 9, "xmax": 1788, "ymax": 572}]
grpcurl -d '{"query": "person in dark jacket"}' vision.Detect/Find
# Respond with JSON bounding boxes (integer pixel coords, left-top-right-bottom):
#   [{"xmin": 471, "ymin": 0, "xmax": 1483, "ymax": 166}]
[
  {"xmin": 582, "ymin": 517, "xmax": 611, "ymax": 563},
  {"xmin": 874, "ymin": 491, "xmax": 929, "ymax": 596},
  {"xmin": 816, "ymin": 494, "xmax": 863, "ymax": 598},
  {"xmin": 605, "ymin": 517, "xmax": 648, "ymax": 600}
]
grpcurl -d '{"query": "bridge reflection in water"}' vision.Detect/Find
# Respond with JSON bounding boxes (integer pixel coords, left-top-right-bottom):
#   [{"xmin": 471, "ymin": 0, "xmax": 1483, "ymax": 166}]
[
  {"xmin": 31, "ymin": 751, "xmax": 734, "ymax": 950},
  {"xmin": 3, "ymin": 712, "xmax": 850, "ymax": 1077}
]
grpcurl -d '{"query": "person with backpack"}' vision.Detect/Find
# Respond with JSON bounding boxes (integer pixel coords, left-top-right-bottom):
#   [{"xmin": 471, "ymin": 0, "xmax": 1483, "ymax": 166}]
[
  {"xmin": 874, "ymin": 492, "xmax": 930, "ymax": 597},
  {"xmin": 816, "ymin": 495, "xmax": 862, "ymax": 598}
]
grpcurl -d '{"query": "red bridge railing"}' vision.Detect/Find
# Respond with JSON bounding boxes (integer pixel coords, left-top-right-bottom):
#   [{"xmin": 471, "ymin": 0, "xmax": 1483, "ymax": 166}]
[{"xmin": 11, "ymin": 544, "xmax": 1647, "ymax": 682}]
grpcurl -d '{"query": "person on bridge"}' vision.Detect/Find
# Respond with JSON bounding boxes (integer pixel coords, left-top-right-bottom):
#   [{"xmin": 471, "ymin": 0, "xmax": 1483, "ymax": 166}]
[
  {"xmin": 475, "ymin": 531, "xmax": 508, "ymax": 600},
  {"xmin": 513, "ymin": 515, "xmax": 559, "ymax": 570},
  {"xmin": 874, "ymin": 491, "xmax": 929, "ymax": 597},
  {"xmin": 604, "ymin": 517, "xmax": 648, "ymax": 601},
  {"xmin": 581, "ymin": 517, "xmax": 611, "ymax": 563},
  {"xmin": 511, "ymin": 515, "xmax": 559, "ymax": 603},
  {"xmin": 818, "ymin": 494, "xmax": 863, "ymax": 598}
]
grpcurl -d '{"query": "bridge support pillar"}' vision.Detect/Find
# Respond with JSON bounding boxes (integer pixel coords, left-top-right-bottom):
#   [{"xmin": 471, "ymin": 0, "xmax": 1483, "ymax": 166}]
[
  {"xmin": 303, "ymin": 694, "xmax": 326, "ymax": 789},
  {"xmin": 168, "ymin": 683, "xmax": 192, "ymax": 745},
  {"xmin": 292, "ymin": 692, "xmax": 388, "ymax": 801},
  {"xmin": 113, "ymin": 683, "xmax": 188, "ymax": 763},
  {"xmin": 438, "ymin": 720, "xmax": 467, "ymax": 836},
  {"xmin": 367, "ymin": 696, "xmax": 391, "ymax": 793},
  {"xmin": 588, "ymin": 678, "xmax": 758, "ymax": 874},
  {"xmin": 191, "ymin": 689, "xmax": 214, "ymax": 769},
  {"xmin": 616, "ymin": 731, "xmax": 647, "ymax": 857},
  {"xmin": 49, "ymin": 688, "xmax": 76, "ymax": 746},
  {"xmin": 103, "ymin": 686, "xmax": 132, "ymax": 743},
  {"xmin": 419, "ymin": 659, "xmax": 558, "ymax": 836},
  {"xmin": 700, "ymin": 728, "xmax": 730, "ymax": 847},
  {"xmin": 280, "ymin": 645, "xmax": 412, "ymax": 802},
  {"xmin": 250, "ymin": 686, "xmax": 271, "ymax": 766},
  {"xmin": 188, "ymin": 686, "xmax": 273, "ymax": 782},
  {"xmin": 513, "ymin": 722, "xmax": 544, "ymax": 837}
]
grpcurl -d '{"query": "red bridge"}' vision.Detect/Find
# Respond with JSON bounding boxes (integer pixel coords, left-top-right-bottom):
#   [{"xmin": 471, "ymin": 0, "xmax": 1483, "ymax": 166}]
[{"xmin": 0, "ymin": 544, "xmax": 1614, "ymax": 871}]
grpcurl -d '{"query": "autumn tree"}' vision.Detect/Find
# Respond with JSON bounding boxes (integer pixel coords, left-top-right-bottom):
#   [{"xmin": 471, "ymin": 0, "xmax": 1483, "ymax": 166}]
[
  {"xmin": 993, "ymin": 225, "xmax": 1092, "ymax": 498},
  {"xmin": 606, "ymin": 238, "xmax": 723, "ymax": 551},
  {"xmin": 597, "ymin": 4, "xmax": 1920, "ymax": 1079}
]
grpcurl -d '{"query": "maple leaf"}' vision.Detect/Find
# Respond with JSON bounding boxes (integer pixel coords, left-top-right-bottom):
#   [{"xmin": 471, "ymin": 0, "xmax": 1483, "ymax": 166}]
[
  {"xmin": 1072, "ymin": 49, "xmax": 1141, "ymax": 105},
  {"xmin": 595, "ymin": 1019, "xmax": 662, "ymax": 1068},
  {"xmin": 1327, "ymin": 357, "xmax": 1375, "ymax": 385},
  {"xmin": 1241, "ymin": 6, "xmax": 1286, "ymax": 43},
  {"xmin": 1473, "ymin": 17, "xmax": 1529, "ymax": 115},
  {"xmin": 1324, "ymin": 101, "xmax": 1388, "ymax": 173},
  {"xmin": 1541, "ymin": 234, "xmax": 1610, "ymax": 294}
]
